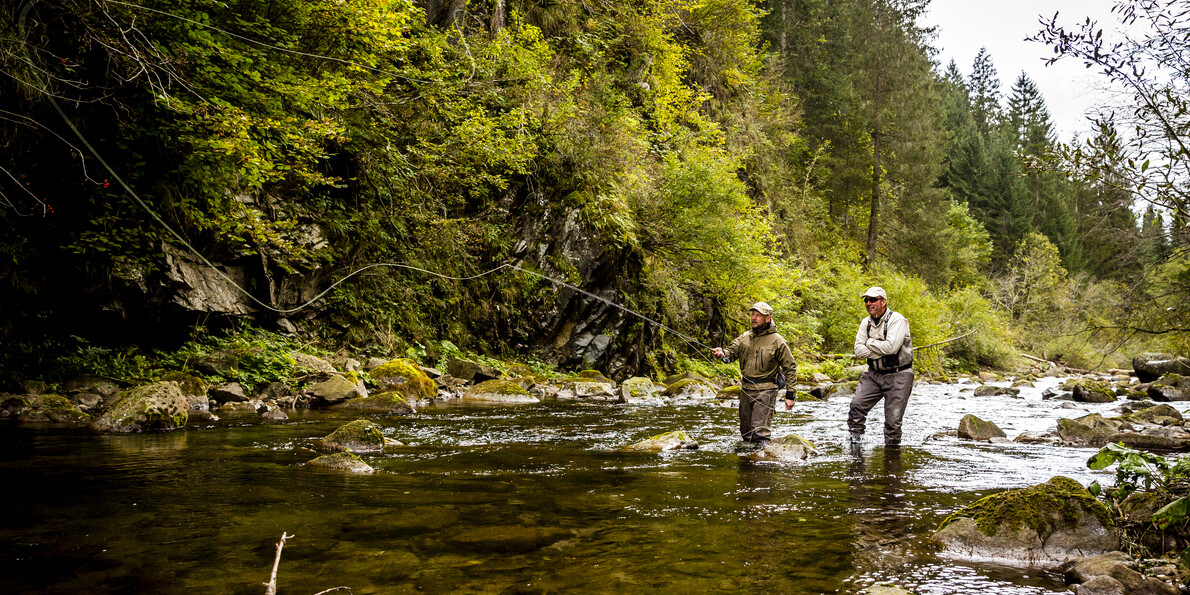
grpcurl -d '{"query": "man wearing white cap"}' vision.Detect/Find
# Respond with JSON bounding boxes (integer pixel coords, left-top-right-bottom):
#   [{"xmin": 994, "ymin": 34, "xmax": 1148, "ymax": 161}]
[
  {"xmin": 850, "ymin": 287, "xmax": 914, "ymax": 448},
  {"xmin": 712, "ymin": 302, "xmax": 797, "ymax": 445}
]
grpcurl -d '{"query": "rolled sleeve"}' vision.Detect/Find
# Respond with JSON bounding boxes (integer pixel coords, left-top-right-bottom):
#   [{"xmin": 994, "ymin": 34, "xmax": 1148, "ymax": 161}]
[{"xmin": 865, "ymin": 316, "xmax": 908, "ymax": 356}]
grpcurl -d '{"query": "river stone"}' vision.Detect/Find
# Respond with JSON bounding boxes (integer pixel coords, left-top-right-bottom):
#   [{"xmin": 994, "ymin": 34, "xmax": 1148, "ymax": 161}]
[
  {"xmin": 1072, "ymin": 380, "xmax": 1117, "ymax": 403},
  {"xmin": 663, "ymin": 379, "xmax": 716, "ymax": 400},
  {"xmin": 291, "ymin": 352, "xmax": 337, "ymax": 376},
  {"xmin": 62, "ymin": 374, "xmax": 121, "ymax": 397},
  {"xmin": 90, "ymin": 381, "xmax": 188, "ymax": 433},
  {"xmin": 1061, "ymin": 551, "xmax": 1179, "ymax": 595},
  {"xmin": 867, "ymin": 586, "xmax": 914, "ymax": 595},
  {"xmin": 261, "ymin": 406, "xmax": 288, "ymax": 421},
  {"xmin": 575, "ymin": 369, "xmax": 614, "ymax": 385},
  {"xmin": 448, "ymin": 525, "xmax": 572, "ymax": 553},
  {"xmin": 464, "ymin": 379, "xmax": 539, "ymax": 404},
  {"xmin": 309, "ymin": 374, "xmax": 368, "ymax": 405},
  {"xmin": 1122, "ymin": 404, "xmax": 1183, "ymax": 424},
  {"xmin": 370, "ymin": 359, "xmax": 438, "ymax": 402},
  {"xmin": 446, "ymin": 357, "xmax": 501, "ymax": 383},
  {"xmin": 1056, "ymin": 414, "xmax": 1125, "ymax": 447},
  {"xmin": 1134, "ymin": 353, "xmax": 1190, "ymax": 383},
  {"xmin": 663, "ymin": 371, "xmax": 711, "ymax": 386},
  {"xmin": 623, "ymin": 430, "xmax": 698, "ymax": 451},
  {"xmin": 332, "ymin": 390, "xmax": 415, "ymax": 415},
  {"xmin": 833, "ymin": 381, "xmax": 859, "ymax": 397},
  {"xmin": 363, "ymin": 357, "xmax": 387, "ymax": 371},
  {"xmin": 1107, "ymin": 427, "xmax": 1190, "ymax": 452},
  {"xmin": 1146, "ymin": 374, "xmax": 1190, "ymax": 401},
  {"xmin": 974, "ymin": 384, "xmax": 1020, "ymax": 397},
  {"xmin": 306, "ymin": 452, "xmax": 374, "ymax": 474},
  {"xmin": 809, "ymin": 385, "xmax": 837, "ymax": 400},
  {"xmin": 186, "ymin": 394, "xmax": 209, "ymax": 412},
  {"xmin": 558, "ymin": 381, "xmax": 619, "ymax": 402},
  {"xmin": 715, "ymin": 385, "xmax": 742, "ymax": 400},
  {"xmin": 157, "ymin": 371, "xmax": 209, "ymax": 398},
  {"xmin": 317, "ymin": 419, "xmax": 387, "ymax": 454},
  {"xmin": 751, "ymin": 434, "xmax": 818, "ymax": 462},
  {"xmin": 256, "ymin": 381, "xmax": 291, "ymax": 402},
  {"xmin": 1042, "ymin": 387, "xmax": 1073, "ymax": 401},
  {"xmin": 620, "ymin": 376, "xmax": 661, "ymax": 402},
  {"xmin": 71, "ymin": 392, "xmax": 104, "ymax": 412},
  {"xmin": 209, "ymin": 382, "xmax": 249, "ymax": 404},
  {"xmin": 2, "ymin": 394, "xmax": 91, "ymax": 423},
  {"xmin": 930, "ymin": 476, "xmax": 1117, "ymax": 567},
  {"xmin": 1012, "ymin": 379, "xmax": 1035, "ymax": 388},
  {"xmin": 958, "ymin": 414, "xmax": 1007, "ymax": 441}
]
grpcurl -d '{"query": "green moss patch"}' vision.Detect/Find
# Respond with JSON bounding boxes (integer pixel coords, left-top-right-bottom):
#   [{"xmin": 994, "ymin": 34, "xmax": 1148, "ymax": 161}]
[
  {"xmin": 938, "ymin": 476, "xmax": 1112, "ymax": 538},
  {"xmin": 370, "ymin": 358, "xmax": 437, "ymax": 400}
]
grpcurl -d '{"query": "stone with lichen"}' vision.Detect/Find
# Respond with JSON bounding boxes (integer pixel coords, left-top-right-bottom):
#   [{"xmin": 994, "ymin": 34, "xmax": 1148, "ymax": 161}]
[
  {"xmin": 333, "ymin": 390, "xmax": 415, "ymax": 415},
  {"xmin": 2, "ymin": 393, "xmax": 91, "ymax": 423},
  {"xmin": 316, "ymin": 419, "xmax": 387, "ymax": 454},
  {"xmin": 90, "ymin": 381, "xmax": 189, "ymax": 433},
  {"xmin": 464, "ymin": 379, "xmax": 539, "ymax": 403},
  {"xmin": 305, "ymin": 452, "xmax": 374, "ymax": 474},
  {"xmin": 370, "ymin": 359, "xmax": 438, "ymax": 402}
]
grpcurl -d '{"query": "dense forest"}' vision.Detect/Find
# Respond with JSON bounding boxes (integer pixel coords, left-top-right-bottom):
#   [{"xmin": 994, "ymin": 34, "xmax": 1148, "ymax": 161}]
[{"xmin": 2, "ymin": 0, "xmax": 1188, "ymax": 386}]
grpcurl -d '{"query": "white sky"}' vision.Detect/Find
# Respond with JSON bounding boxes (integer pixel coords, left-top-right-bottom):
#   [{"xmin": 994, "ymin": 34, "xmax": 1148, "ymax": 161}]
[{"xmin": 920, "ymin": 0, "xmax": 1124, "ymax": 141}]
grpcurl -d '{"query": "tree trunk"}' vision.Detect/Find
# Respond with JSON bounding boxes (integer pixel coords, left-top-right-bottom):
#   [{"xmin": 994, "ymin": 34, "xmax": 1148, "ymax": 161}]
[{"xmin": 491, "ymin": 0, "xmax": 506, "ymax": 33}]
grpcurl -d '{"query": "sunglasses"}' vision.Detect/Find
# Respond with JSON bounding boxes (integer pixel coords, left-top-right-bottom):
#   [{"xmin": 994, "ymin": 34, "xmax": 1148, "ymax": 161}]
[{"xmin": 863, "ymin": 297, "xmax": 883, "ymax": 303}]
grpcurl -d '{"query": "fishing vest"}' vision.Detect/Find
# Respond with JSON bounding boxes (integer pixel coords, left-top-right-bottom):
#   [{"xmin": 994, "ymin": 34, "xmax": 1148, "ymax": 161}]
[{"xmin": 866, "ymin": 309, "xmax": 914, "ymax": 373}]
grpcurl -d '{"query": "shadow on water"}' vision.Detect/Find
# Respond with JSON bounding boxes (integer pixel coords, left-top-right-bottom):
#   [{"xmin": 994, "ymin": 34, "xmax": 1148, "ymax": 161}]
[{"xmin": 0, "ymin": 377, "xmax": 1142, "ymax": 593}]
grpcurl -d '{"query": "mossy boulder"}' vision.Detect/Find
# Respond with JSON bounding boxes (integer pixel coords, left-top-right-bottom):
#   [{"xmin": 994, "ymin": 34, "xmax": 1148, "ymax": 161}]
[
  {"xmin": 2, "ymin": 394, "xmax": 91, "ymax": 423},
  {"xmin": 1072, "ymin": 380, "xmax": 1117, "ymax": 403},
  {"xmin": 370, "ymin": 358, "xmax": 437, "ymax": 401},
  {"xmin": 1055, "ymin": 413, "xmax": 1125, "ymax": 447},
  {"xmin": 833, "ymin": 381, "xmax": 860, "ymax": 397},
  {"xmin": 621, "ymin": 376, "xmax": 662, "ymax": 403},
  {"xmin": 463, "ymin": 379, "xmax": 539, "ymax": 404},
  {"xmin": 715, "ymin": 385, "xmax": 742, "ymax": 400},
  {"xmin": 90, "ymin": 381, "xmax": 188, "ymax": 433},
  {"xmin": 1121, "ymin": 404, "xmax": 1183, "ymax": 425},
  {"xmin": 157, "ymin": 371, "xmax": 210, "ymax": 397},
  {"xmin": 316, "ymin": 419, "xmax": 387, "ymax": 453},
  {"xmin": 1134, "ymin": 352, "xmax": 1190, "ymax": 383},
  {"xmin": 305, "ymin": 452, "xmax": 374, "ymax": 474},
  {"xmin": 931, "ymin": 476, "xmax": 1117, "ymax": 566},
  {"xmin": 958, "ymin": 414, "xmax": 1007, "ymax": 441},
  {"xmin": 309, "ymin": 374, "xmax": 368, "ymax": 405},
  {"xmin": 751, "ymin": 434, "xmax": 818, "ymax": 462},
  {"xmin": 332, "ymin": 391, "xmax": 415, "ymax": 415},
  {"xmin": 663, "ymin": 371, "xmax": 711, "ymax": 386},
  {"xmin": 576, "ymin": 369, "xmax": 614, "ymax": 385},
  {"xmin": 1106, "ymin": 427, "xmax": 1190, "ymax": 452},
  {"xmin": 974, "ymin": 384, "xmax": 1020, "ymax": 397},
  {"xmin": 663, "ymin": 379, "xmax": 716, "ymax": 400},
  {"xmin": 622, "ymin": 430, "xmax": 698, "ymax": 451},
  {"xmin": 290, "ymin": 352, "xmax": 337, "ymax": 376},
  {"xmin": 558, "ymin": 381, "xmax": 618, "ymax": 402}
]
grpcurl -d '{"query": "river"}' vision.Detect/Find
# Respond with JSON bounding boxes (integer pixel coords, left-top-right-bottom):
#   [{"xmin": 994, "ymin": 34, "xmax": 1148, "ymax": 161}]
[{"xmin": 0, "ymin": 375, "xmax": 1150, "ymax": 593}]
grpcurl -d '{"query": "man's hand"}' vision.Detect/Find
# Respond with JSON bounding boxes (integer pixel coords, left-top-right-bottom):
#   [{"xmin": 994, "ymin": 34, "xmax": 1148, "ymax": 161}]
[
  {"xmin": 712, "ymin": 347, "xmax": 724, "ymax": 358},
  {"xmin": 784, "ymin": 391, "xmax": 795, "ymax": 410}
]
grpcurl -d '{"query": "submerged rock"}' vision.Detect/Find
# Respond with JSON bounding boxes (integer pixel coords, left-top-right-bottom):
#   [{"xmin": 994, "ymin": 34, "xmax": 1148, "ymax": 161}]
[
  {"xmin": 930, "ymin": 476, "xmax": 1116, "ymax": 566},
  {"xmin": 316, "ymin": 419, "xmax": 387, "ymax": 454},
  {"xmin": 751, "ymin": 434, "xmax": 818, "ymax": 462},
  {"xmin": 90, "ymin": 381, "xmax": 189, "ymax": 433},
  {"xmin": 464, "ymin": 379, "xmax": 539, "ymax": 404},
  {"xmin": 305, "ymin": 452, "xmax": 374, "ymax": 474},
  {"xmin": 620, "ymin": 376, "xmax": 662, "ymax": 403},
  {"xmin": 332, "ymin": 391, "xmax": 415, "ymax": 415},
  {"xmin": 448, "ymin": 525, "xmax": 572, "ymax": 553},
  {"xmin": 370, "ymin": 359, "xmax": 438, "ymax": 402},
  {"xmin": 958, "ymin": 414, "xmax": 1007, "ymax": 441},
  {"xmin": 1133, "ymin": 353, "xmax": 1190, "ymax": 383},
  {"xmin": 622, "ymin": 430, "xmax": 698, "ymax": 451}
]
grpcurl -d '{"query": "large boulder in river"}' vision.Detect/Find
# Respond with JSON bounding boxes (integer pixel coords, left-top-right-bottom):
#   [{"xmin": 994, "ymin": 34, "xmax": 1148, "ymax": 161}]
[
  {"xmin": 90, "ymin": 381, "xmax": 188, "ymax": 433},
  {"xmin": 1134, "ymin": 353, "xmax": 1190, "ymax": 383},
  {"xmin": 1071, "ymin": 379, "xmax": 1117, "ymax": 403},
  {"xmin": 958, "ymin": 414, "xmax": 1006, "ymax": 441},
  {"xmin": 309, "ymin": 374, "xmax": 368, "ymax": 405},
  {"xmin": 316, "ymin": 419, "xmax": 388, "ymax": 453},
  {"xmin": 305, "ymin": 452, "xmax": 374, "ymax": 474},
  {"xmin": 1107, "ymin": 426, "xmax": 1190, "ymax": 452},
  {"xmin": 1121, "ymin": 404, "xmax": 1184, "ymax": 425},
  {"xmin": 620, "ymin": 377, "xmax": 662, "ymax": 403},
  {"xmin": 446, "ymin": 357, "xmax": 501, "ymax": 383},
  {"xmin": 1146, "ymin": 374, "xmax": 1190, "ymax": 401},
  {"xmin": 1, "ymin": 394, "xmax": 91, "ymax": 423},
  {"xmin": 332, "ymin": 391, "xmax": 415, "ymax": 415},
  {"xmin": 464, "ymin": 379, "xmax": 539, "ymax": 404},
  {"xmin": 622, "ymin": 430, "xmax": 698, "ymax": 451},
  {"xmin": 663, "ymin": 379, "xmax": 716, "ymax": 400},
  {"xmin": 1056, "ymin": 414, "xmax": 1125, "ymax": 447},
  {"xmin": 930, "ymin": 476, "xmax": 1117, "ymax": 566},
  {"xmin": 370, "ymin": 359, "xmax": 438, "ymax": 402},
  {"xmin": 974, "ymin": 384, "xmax": 1020, "ymax": 397},
  {"xmin": 751, "ymin": 434, "xmax": 818, "ymax": 463}
]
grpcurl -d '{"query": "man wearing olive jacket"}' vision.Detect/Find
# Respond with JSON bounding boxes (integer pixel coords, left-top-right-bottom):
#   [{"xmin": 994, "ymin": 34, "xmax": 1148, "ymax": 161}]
[
  {"xmin": 850, "ymin": 286, "xmax": 914, "ymax": 448},
  {"xmin": 712, "ymin": 302, "xmax": 797, "ymax": 445}
]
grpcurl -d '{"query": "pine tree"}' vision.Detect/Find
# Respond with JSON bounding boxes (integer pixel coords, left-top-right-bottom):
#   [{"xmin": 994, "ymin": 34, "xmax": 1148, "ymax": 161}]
[{"xmin": 968, "ymin": 48, "xmax": 1002, "ymax": 138}]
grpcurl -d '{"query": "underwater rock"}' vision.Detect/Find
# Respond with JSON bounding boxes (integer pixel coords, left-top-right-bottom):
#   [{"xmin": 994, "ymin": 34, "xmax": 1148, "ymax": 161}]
[
  {"xmin": 463, "ymin": 379, "xmax": 539, "ymax": 404},
  {"xmin": 332, "ymin": 391, "xmax": 415, "ymax": 415},
  {"xmin": 958, "ymin": 414, "xmax": 1007, "ymax": 441},
  {"xmin": 751, "ymin": 434, "xmax": 818, "ymax": 462},
  {"xmin": 370, "ymin": 359, "xmax": 438, "ymax": 401},
  {"xmin": 622, "ymin": 430, "xmax": 698, "ymax": 451},
  {"xmin": 90, "ymin": 381, "xmax": 189, "ymax": 433},
  {"xmin": 1133, "ymin": 353, "xmax": 1190, "ymax": 383},
  {"xmin": 930, "ymin": 476, "xmax": 1117, "ymax": 567},
  {"xmin": 448, "ymin": 525, "xmax": 572, "ymax": 553},
  {"xmin": 305, "ymin": 452, "xmax": 374, "ymax": 474},
  {"xmin": 309, "ymin": 374, "xmax": 368, "ymax": 405},
  {"xmin": 316, "ymin": 419, "xmax": 387, "ymax": 454},
  {"xmin": 621, "ymin": 376, "xmax": 662, "ymax": 403}
]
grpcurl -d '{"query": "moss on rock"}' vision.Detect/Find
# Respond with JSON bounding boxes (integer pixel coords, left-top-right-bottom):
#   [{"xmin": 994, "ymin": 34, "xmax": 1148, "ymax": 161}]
[
  {"xmin": 939, "ymin": 476, "xmax": 1112, "ymax": 538},
  {"xmin": 333, "ymin": 391, "xmax": 415, "ymax": 415},
  {"xmin": 317, "ymin": 419, "xmax": 387, "ymax": 453},
  {"xmin": 715, "ymin": 385, "xmax": 742, "ymax": 400},
  {"xmin": 370, "ymin": 358, "xmax": 437, "ymax": 401},
  {"xmin": 90, "ymin": 381, "xmax": 188, "ymax": 433},
  {"xmin": 464, "ymin": 379, "xmax": 538, "ymax": 403},
  {"xmin": 305, "ymin": 452, "xmax": 374, "ymax": 473}
]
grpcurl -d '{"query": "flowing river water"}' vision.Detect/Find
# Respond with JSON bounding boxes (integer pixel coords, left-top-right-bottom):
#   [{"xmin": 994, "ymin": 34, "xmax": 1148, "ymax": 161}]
[{"xmin": 0, "ymin": 375, "xmax": 1165, "ymax": 594}]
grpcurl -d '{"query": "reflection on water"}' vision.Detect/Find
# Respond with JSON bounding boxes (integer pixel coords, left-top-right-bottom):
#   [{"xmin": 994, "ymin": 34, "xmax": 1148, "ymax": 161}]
[{"xmin": 0, "ymin": 377, "xmax": 1162, "ymax": 593}]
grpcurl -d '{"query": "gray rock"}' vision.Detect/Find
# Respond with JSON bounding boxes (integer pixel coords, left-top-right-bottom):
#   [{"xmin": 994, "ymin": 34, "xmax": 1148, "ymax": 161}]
[
  {"xmin": 256, "ymin": 381, "xmax": 291, "ymax": 401},
  {"xmin": 1042, "ymin": 387, "xmax": 1073, "ymax": 400},
  {"xmin": 463, "ymin": 379, "xmax": 539, "ymax": 404},
  {"xmin": 186, "ymin": 395, "xmax": 209, "ymax": 412},
  {"xmin": 620, "ymin": 376, "xmax": 661, "ymax": 403},
  {"xmin": 1073, "ymin": 380, "xmax": 1117, "ymax": 403},
  {"xmin": 71, "ymin": 393, "xmax": 104, "ymax": 412},
  {"xmin": 1134, "ymin": 353, "xmax": 1190, "ymax": 383},
  {"xmin": 446, "ymin": 357, "xmax": 501, "ymax": 383},
  {"xmin": 90, "ymin": 381, "xmax": 188, "ymax": 433},
  {"xmin": 309, "ymin": 374, "xmax": 368, "ymax": 405},
  {"xmin": 162, "ymin": 244, "xmax": 253, "ymax": 315},
  {"xmin": 22, "ymin": 380, "xmax": 47, "ymax": 394},
  {"xmin": 931, "ymin": 476, "xmax": 1117, "ymax": 567},
  {"xmin": 558, "ymin": 381, "xmax": 619, "ymax": 402},
  {"xmin": 316, "ymin": 419, "xmax": 387, "ymax": 454},
  {"xmin": 291, "ymin": 352, "xmax": 337, "ymax": 376},
  {"xmin": 751, "ymin": 434, "xmax": 818, "ymax": 462},
  {"xmin": 1073, "ymin": 576, "xmax": 1125, "ymax": 595},
  {"xmin": 332, "ymin": 391, "xmax": 415, "ymax": 415},
  {"xmin": 1056, "ymin": 414, "xmax": 1125, "ymax": 447},
  {"xmin": 209, "ymin": 382, "xmax": 249, "ymax": 404},
  {"xmin": 305, "ymin": 452, "xmax": 374, "ymax": 474},
  {"xmin": 663, "ymin": 379, "xmax": 717, "ymax": 400},
  {"xmin": 1107, "ymin": 427, "xmax": 1190, "ymax": 452},
  {"xmin": 958, "ymin": 414, "xmax": 1007, "ymax": 441},
  {"xmin": 2, "ymin": 394, "xmax": 91, "ymax": 423},
  {"xmin": 623, "ymin": 430, "xmax": 698, "ymax": 451},
  {"xmin": 974, "ymin": 384, "xmax": 1020, "ymax": 397},
  {"xmin": 1061, "ymin": 552, "xmax": 1179, "ymax": 595},
  {"xmin": 261, "ymin": 406, "xmax": 288, "ymax": 422},
  {"xmin": 363, "ymin": 357, "xmax": 387, "ymax": 371},
  {"xmin": 62, "ymin": 375, "xmax": 121, "ymax": 398}
]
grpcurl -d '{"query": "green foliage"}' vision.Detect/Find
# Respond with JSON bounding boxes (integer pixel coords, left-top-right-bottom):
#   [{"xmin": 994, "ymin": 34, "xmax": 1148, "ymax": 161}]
[{"xmin": 1087, "ymin": 442, "xmax": 1190, "ymax": 533}]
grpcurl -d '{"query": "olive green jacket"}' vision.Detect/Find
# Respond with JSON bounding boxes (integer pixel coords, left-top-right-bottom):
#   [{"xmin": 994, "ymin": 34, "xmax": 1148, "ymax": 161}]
[{"xmin": 719, "ymin": 323, "xmax": 797, "ymax": 390}]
